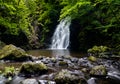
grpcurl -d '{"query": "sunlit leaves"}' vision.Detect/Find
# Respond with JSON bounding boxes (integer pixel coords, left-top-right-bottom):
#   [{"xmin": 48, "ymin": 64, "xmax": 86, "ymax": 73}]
[{"xmin": 60, "ymin": 0, "xmax": 92, "ymax": 20}]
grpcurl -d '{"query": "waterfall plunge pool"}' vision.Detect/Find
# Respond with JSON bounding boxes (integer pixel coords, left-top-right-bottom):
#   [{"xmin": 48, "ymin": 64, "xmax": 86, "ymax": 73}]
[
  {"xmin": 27, "ymin": 49, "xmax": 86, "ymax": 58},
  {"xmin": 0, "ymin": 49, "xmax": 120, "ymax": 84}
]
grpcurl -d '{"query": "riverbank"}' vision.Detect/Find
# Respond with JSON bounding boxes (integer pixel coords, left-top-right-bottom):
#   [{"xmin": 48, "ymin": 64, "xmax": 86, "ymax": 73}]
[{"xmin": 0, "ymin": 45, "xmax": 120, "ymax": 84}]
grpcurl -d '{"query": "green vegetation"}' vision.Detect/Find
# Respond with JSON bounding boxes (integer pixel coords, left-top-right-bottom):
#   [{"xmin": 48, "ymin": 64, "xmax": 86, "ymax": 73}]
[
  {"xmin": 3, "ymin": 66, "xmax": 16, "ymax": 78},
  {"xmin": 0, "ymin": 0, "xmax": 120, "ymax": 50}
]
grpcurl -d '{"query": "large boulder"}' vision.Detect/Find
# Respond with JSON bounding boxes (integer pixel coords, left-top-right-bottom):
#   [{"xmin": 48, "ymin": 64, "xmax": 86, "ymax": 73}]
[
  {"xmin": 55, "ymin": 69, "xmax": 87, "ymax": 84},
  {"xmin": 0, "ymin": 44, "xmax": 31, "ymax": 61},
  {"xmin": 90, "ymin": 65, "xmax": 107, "ymax": 77},
  {"xmin": 19, "ymin": 62, "xmax": 48, "ymax": 77}
]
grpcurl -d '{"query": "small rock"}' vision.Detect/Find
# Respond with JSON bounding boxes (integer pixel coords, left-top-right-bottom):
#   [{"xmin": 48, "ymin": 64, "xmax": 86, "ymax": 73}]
[
  {"xmin": 71, "ymin": 57, "xmax": 78, "ymax": 63},
  {"xmin": 88, "ymin": 56, "xmax": 97, "ymax": 62},
  {"xmin": 21, "ymin": 79, "xmax": 38, "ymax": 84},
  {"xmin": 39, "ymin": 80, "xmax": 56, "ymax": 84},
  {"xmin": 58, "ymin": 61, "xmax": 68, "ymax": 66}
]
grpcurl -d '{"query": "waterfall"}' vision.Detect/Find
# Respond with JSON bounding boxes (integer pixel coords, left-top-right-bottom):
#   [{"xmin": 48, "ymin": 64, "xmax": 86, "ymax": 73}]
[{"xmin": 50, "ymin": 17, "xmax": 71, "ymax": 49}]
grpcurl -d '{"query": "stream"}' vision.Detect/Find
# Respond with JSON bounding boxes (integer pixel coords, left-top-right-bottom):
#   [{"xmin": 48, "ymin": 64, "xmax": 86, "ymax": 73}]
[{"xmin": 0, "ymin": 49, "xmax": 120, "ymax": 84}]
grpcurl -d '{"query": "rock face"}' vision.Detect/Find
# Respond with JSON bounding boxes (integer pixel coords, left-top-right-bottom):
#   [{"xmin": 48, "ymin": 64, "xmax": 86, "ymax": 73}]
[
  {"xmin": 0, "ymin": 44, "xmax": 31, "ymax": 61},
  {"xmin": 19, "ymin": 62, "xmax": 48, "ymax": 77},
  {"xmin": 55, "ymin": 69, "xmax": 87, "ymax": 84},
  {"xmin": 90, "ymin": 65, "xmax": 107, "ymax": 77}
]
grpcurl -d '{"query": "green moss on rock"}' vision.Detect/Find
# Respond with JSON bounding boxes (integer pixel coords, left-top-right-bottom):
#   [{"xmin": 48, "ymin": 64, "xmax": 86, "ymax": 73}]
[
  {"xmin": 3, "ymin": 66, "xmax": 16, "ymax": 78},
  {"xmin": 58, "ymin": 61, "xmax": 68, "ymax": 66},
  {"xmin": 19, "ymin": 62, "xmax": 48, "ymax": 77},
  {"xmin": 90, "ymin": 65, "xmax": 107, "ymax": 77},
  {"xmin": 87, "ymin": 46, "xmax": 111, "ymax": 57},
  {"xmin": 88, "ymin": 56, "xmax": 97, "ymax": 62},
  {"xmin": 55, "ymin": 69, "xmax": 87, "ymax": 84},
  {"xmin": 0, "ymin": 44, "xmax": 31, "ymax": 61}
]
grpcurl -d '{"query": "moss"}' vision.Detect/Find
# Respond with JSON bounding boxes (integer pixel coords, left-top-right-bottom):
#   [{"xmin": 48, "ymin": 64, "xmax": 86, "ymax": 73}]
[
  {"xmin": 90, "ymin": 65, "xmax": 107, "ymax": 77},
  {"xmin": 19, "ymin": 62, "xmax": 48, "ymax": 77},
  {"xmin": 88, "ymin": 56, "xmax": 97, "ymax": 62},
  {"xmin": 58, "ymin": 61, "xmax": 68, "ymax": 66},
  {"xmin": 0, "ymin": 44, "xmax": 31, "ymax": 61},
  {"xmin": 3, "ymin": 66, "xmax": 16, "ymax": 78},
  {"xmin": 87, "ymin": 46, "xmax": 111, "ymax": 56},
  {"xmin": 55, "ymin": 69, "xmax": 87, "ymax": 84}
]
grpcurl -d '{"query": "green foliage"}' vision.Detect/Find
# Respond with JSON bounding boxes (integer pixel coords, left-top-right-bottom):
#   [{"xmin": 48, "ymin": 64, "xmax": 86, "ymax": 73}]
[
  {"xmin": 0, "ymin": 0, "xmax": 120, "ymax": 49},
  {"xmin": 60, "ymin": 0, "xmax": 92, "ymax": 20},
  {"xmin": 3, "ymin": 66, "xmax": 15, "ymax": 78},
  {"xmin": 0, "ymin": 0, "xmax": 30, "ymax": 35}
]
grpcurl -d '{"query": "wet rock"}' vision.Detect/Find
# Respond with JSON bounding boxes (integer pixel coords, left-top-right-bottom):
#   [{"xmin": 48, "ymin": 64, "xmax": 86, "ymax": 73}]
[
  {"xmin": 50, "ymin": 57, "xmax": 57, "ymax": 63},
  {"xmin": 58, "ymin": 61, "xmax": 68, "ymax": 67},
  {"xmin": 0, "ymin": 76, "xmax": 6, "ymax": 84},
  {"xmin": 55, "ymin": 69, "xmax": 87, "ymax": 84},
  {"xmin": 10, "ymin": 76, "xmax": 25, "ymax": 84},
  {"xmin": 90, "ymin": 65, "xmax": 107, "ymax": 77},
  {"xmin": 71, "ymin": 57, "xmax": 79, "ymax": 63},
  {"xmin": 91, "ymin": 50, "xmax": 120, "ymax": 60},
  {"xmin": 21, "ymin": 79, "xmax": 39, "ymax": 84},
  {"xmin": 62, "ymin": 55, "xmax": 72, "ymax": 60},
  {"xmin": 0, "ymin": 44, "xmax": 31, "ymax": 61},
  {"xmin": 81, "ymin": 68, "xmax": 88, "ymax": 73},
  {"xmin": 39, "ymin": 80, "xmax": 56, "ymax": 84},
  {"xmin": 78, "ymin": 58, "xmax": 93, "ymax": 68},
  {"xmin": 19, "ymin": 62, "xmax": 48, "ymax": 77}
]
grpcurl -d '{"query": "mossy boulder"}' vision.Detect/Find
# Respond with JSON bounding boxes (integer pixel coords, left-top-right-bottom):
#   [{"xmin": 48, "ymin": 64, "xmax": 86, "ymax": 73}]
[
  {"xmin": 0, "ymin": 44, "xmax": 31, "ymax": 61},
  {"xmin": 87, "ymin": 46, "xmax": 111, "ymax": 57},
  {"xmin": 90, "ymin": 65, "xmax": 107, "ymax": 77},
  {"xmin": 55, "ymin": 69, "xmax": 87, "ymax": 84},
  {"xmin": 19, "ymin": 62, "xmax": 48, "ymax": 77}
]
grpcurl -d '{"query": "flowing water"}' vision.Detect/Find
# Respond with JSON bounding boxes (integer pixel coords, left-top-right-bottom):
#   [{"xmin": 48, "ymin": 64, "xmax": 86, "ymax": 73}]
[{"xmin": 50, "ymin": 17, "xmax": 71, "ymax": 49}]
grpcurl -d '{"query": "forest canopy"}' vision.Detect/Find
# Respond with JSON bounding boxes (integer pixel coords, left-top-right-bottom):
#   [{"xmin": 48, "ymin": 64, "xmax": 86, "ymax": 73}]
[{"xmin": 0, "ymin": 0, "xmax": 120, "ymax": 50}]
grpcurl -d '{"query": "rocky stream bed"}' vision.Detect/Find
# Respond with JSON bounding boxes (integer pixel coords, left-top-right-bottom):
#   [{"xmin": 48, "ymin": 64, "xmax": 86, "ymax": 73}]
[{"xmin": 0, "ymin": 45, "xmax": 120, "ymax": 84}]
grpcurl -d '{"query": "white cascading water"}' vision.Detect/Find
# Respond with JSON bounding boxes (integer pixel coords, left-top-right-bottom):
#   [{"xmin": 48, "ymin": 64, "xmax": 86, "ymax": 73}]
[{"xmin": 51, "ymin": 17, "xmax": 71, "ymax": 49}]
